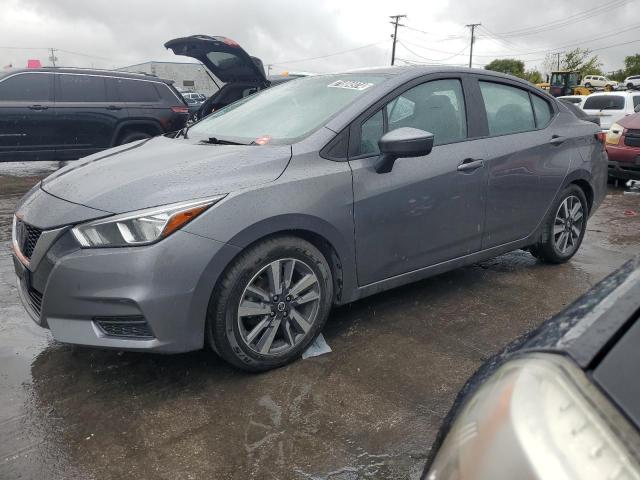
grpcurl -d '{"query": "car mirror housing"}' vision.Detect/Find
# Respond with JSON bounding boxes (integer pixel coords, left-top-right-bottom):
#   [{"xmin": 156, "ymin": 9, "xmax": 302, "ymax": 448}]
[{"xmin": 375, "ymin": 127, "xmax": 434, "ymax": 174}]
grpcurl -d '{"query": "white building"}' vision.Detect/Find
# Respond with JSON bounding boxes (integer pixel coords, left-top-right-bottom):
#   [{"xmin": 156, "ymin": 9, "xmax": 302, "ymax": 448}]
[{"xmin": 117, "ymin": 61, "xmax": 220, "ymax": 96}]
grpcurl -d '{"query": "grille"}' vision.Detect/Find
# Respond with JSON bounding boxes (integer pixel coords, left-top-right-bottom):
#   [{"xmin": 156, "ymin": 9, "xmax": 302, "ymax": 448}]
[
  {"xmin": 27, "ymin": 288, "xmax": 43, "ymax": 316},
  {"xmin": 95, "ymin": 316, "xmax": 154, "ymax": 339},
  {"xmin": 15, "ymin": 220, "xmax": 43, "ymax": 260},
  {"xmin": 624, "ymin": 129, "xmax": 640, "ymax": 147}
]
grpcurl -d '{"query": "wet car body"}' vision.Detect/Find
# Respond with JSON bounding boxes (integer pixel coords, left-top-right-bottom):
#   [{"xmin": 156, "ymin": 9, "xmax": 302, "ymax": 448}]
[
  {"xmin": 606, "ymin": 112, "xmax": 640, "ymax": 180},
  {"xmin": 12, "ymin": 66, "xmax": 607, "ymax": 370},
  {"xmin": 422, "ymin": 258, "xmax": 640, "ymax": 479}
]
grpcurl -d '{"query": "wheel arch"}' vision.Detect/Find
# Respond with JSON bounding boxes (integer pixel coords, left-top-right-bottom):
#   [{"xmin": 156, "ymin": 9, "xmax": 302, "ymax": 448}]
[
  {"xmin": 563, "ymin": 169, "xmax": 594, "ymax": 214},
  {"xmin": 223, "ymin": 214, "xmax": 358, "ymax": 304},
  {"xmin": 111, "ymin": 120, "xmax": 163, "ymax": 146}
]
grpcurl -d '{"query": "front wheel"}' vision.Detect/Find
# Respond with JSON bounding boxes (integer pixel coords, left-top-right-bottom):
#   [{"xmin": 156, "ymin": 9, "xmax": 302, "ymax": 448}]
[
  {"xmin": 628, "ymin": 83, "xmax": 635, "ymax": 90},
  {"xmin": 529, "ymin": 185, "xmax": 588, "ymax": 264},
  {"xmin": 207, "ymin": 236, "xmax": 333, "ymax": 372},
  {"xmin": 585, "ymin": 82, "xmax": 592, "ymax": 88}
]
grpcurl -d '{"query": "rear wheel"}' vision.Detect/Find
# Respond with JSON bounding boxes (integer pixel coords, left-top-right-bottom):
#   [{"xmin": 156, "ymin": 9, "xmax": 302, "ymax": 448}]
[
  {"xmin": 118, "ymin": 131, "xmax": 152, "ymax": 145},
  {"xmin": 529, "ymin": 185, "xmax": 588, "ymax": 264},
  {"xmin": 207, "ymin": 236, "xmax": 333, "ymax": 372}
]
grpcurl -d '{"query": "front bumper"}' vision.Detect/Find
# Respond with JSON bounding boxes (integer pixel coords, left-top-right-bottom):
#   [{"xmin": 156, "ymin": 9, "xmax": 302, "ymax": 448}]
[{"xmin": 14, "ymin": 227, "xmax": 240, "ymax": 353}]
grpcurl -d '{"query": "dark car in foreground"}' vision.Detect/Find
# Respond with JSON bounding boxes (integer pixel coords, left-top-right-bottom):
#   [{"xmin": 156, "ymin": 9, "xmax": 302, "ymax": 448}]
[
  {"xmin": 606, "ymin": 110, "xmax": 640, "ymax": 180},
  {"xmin": 422, "ymin": 258, "xmax": 640, "ymax": 479},
  {"xmin": 12, "ymin": 66, "xmax": 607, "ymax": 371},
  {"xmin": 0, "ymin": 68, "xmax": 189, "ymax": 161}
]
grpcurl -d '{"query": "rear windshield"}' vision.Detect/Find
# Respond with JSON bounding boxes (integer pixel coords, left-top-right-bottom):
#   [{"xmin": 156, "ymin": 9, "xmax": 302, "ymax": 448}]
[
  {"xmin": 583, "ymin": 95, "xmax": 625, "ymax": 111},
  {"xmin": 187, "ymin": 74, "xmax": 387, "ymax": 144}
]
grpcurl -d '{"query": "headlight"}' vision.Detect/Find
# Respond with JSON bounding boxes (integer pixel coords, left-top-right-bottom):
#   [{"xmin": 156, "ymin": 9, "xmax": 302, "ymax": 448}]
[
  {"xmin": 427, "ymin": 354, "xmax": 640, "ymax": 480},
  {"xmin": 71, "ymin": 196, "xmax": 225, "ymax": 248},
  {"xmin": 606, "ymin": 123, "xmax": 624, "ymax": 145}
]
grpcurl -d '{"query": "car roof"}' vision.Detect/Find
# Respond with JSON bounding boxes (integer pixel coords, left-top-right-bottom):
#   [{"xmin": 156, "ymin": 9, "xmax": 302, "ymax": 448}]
[
  {"xmin": 0, "ymin": 67, "xmax": 175, "ymax": 84},
  {"xmin": 587, "ymin": 90, "xmax": 638, "ymax": 97},
  {"xmin": 329, "ymin": 66, "xmax": 541, "ymax": 89}
]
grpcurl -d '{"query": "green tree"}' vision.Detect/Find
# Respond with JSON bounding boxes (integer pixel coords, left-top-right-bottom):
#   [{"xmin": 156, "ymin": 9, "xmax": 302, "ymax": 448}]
[
  {"xmin": 523, "ymin": 69, "xmax": 543, "ymax": 84},
  {"xmin": 561, "ymin": 48, "xmax": 602, "ymax": 76},
  {"xmin": 484, "ymin": 58, "xmax": 525, "ymax": 77},
  {"xmin": 624, "ymin": 54, "xmax": 640, "ymax": 76}
]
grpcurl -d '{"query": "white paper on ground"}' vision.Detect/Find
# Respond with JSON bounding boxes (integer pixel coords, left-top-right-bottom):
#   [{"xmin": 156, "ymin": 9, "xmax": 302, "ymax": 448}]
[{"xmin": 302, "ymin": 333, "xmax": 332, "ymax": 359}]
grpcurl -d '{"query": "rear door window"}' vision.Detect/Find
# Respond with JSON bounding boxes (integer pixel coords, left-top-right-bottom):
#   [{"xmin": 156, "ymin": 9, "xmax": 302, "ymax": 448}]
[
  {"xmin": 479, "ymin": 82, "xmax": 535, "ymax": 136},
  {"xmin": 115, "ymin": 79, "xmax": 160, "ymax": 102},
  {"xmin": 633, "ymin": 96, "xmax": 640, "ymax": 109},
  {"xmin": 583, "ymin": 95, "xmax": 624, "ymax": 110},
  {"xmin": 57, "ymin": 74, "xmax": 106, "ymax": 102},
  {"xmin": 531, "ymin": 94, "xmax": 553, "ymax": 128},
  {"xmin": 0, "ymin": 73, "xmax": 51, "ymax": 101}
]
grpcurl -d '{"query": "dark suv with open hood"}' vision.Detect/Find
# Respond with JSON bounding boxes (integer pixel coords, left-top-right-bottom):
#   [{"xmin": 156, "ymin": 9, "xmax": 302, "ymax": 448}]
[
  {"xmin": 165, "ymin": 35, "xmax": 302, "ymax": 120},
  {"xmin": 0, "ymin": 68, "xmax": 189, "ymax": 161}
]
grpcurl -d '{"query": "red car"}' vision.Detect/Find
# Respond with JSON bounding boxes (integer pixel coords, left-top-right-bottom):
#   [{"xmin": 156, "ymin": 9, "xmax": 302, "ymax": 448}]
[{"xmin": 606, "ymin": 112, "xmax": 640, "ymax": 179}]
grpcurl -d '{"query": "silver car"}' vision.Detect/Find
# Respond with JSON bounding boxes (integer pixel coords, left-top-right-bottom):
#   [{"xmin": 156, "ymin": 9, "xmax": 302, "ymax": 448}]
[{"xmin": 12, "ymin": 55, "xmax": 607, "ymax": 371}]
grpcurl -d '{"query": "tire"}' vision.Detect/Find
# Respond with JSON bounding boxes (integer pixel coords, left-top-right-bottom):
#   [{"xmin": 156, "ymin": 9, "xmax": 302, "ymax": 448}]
[
  {"xmin": 206, "ymin": 236, "xmax": 333, "ymax": 372},
  {"xmin": 628, "ymin": 83, "xmax": 634, "ymax": 90},
  {"xmin": 585, "ymin": 82, "xmax": 592, "ymax": 88},
  {"xmin": 529, "ymin": 185, "xmax": 588, "ymax": 264},
  {"xmin": 118, "ymin": 131, "xmax": 152, "ymax": 145}
]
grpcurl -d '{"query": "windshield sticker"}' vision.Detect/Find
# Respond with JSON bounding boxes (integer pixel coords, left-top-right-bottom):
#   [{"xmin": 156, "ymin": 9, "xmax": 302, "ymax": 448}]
[{"xmin": 328, "ymin": 80, "xmax": 374, "ymax": 91}]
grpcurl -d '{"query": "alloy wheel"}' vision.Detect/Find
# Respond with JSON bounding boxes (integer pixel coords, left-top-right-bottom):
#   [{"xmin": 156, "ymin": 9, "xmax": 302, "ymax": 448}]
[
  {"xmin": 237, "ymin": 258, "xmax": 321, "ymax": 356},
  {"xmin": 553, "ymin": 195, "xmax": 584, "ymax": 255}
]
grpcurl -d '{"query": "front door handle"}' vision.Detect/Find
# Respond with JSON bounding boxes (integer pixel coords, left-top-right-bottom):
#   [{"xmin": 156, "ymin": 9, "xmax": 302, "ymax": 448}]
[
  {"xmin": 549, "ymin": 135, "xmax": 566, "ymax": 146},
  {"xmin": 106, "ymin": 105, "xmax": 122, "ymax": 110},
  {"xmin": 457, "ymin": 158, "xmax": 484, "ymax": 172},
  {"xmin": 28, "ymin": 104, "xmax": 48, "ymax": 111}
]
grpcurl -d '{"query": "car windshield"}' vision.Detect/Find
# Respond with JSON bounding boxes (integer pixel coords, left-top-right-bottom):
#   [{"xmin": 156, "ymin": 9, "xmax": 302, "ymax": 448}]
[
  {"xmin": 583, "ymin": 95, "xmax": 625, "ymax": 111},
  {"xmin": 187, "ymin": 74, "xmax": 386, "ymax": 144}
]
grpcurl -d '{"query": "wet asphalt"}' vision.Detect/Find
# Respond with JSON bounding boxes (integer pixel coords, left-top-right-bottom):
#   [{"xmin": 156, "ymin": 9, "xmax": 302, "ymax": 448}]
[{"xmin": 1, "ymin": 161, "xmax": 639, "ymax": 480}]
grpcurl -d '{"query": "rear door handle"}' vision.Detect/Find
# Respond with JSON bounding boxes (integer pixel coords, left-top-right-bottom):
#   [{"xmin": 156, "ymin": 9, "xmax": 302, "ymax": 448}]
[
  {"xmin": 28, "ymin": 105, "xmax": 48, "ymax": 111},
  {"xmin": 106, "ymin": 105, "xmax": 122, "ymax": 110},
  {"xmin": 549, "ymin": 135, "xmax": 566, "ymax": 146},
  {"xmin": 457, "ymin": 158, "xmax": 484, "ymax": 172}
]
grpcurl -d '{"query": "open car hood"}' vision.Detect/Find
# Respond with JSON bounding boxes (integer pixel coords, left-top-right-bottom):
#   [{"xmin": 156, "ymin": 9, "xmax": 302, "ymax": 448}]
[{"xmin": 164, "ymin": 35, "xmax": 268, "ymax": 85}]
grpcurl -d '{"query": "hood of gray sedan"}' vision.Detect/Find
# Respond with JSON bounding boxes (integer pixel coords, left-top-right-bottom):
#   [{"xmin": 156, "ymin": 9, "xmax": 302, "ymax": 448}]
[{"xmin": 41, "ymin": 136, "xmax": 292, "ymax": 213}]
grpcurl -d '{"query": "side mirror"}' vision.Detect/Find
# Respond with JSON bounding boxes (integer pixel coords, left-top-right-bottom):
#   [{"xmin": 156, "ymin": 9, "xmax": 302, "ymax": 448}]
[
  {"xmin": 375, "ymin": 127, "xmax": 434, "ymax": 174},
  {"xmin": 584, "ymin": 115, "xmax": 601, "ymax": 126}
]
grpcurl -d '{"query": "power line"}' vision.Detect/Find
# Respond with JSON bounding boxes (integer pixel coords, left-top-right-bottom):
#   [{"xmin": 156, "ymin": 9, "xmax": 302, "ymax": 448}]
[
  {"xmin": 269, "ymin": 41, "xmax": 387, "ymax": 66},
  {"xmin": 485, "ymin": 0, "xmax": 630, "ymax": 38},
  {"xmin": 398, "ymin": 41, "xmax": 467, "ymax": 62},
  {"xmin": 389, "ymin": 14, "xmax": 406, "ymax": 66}
]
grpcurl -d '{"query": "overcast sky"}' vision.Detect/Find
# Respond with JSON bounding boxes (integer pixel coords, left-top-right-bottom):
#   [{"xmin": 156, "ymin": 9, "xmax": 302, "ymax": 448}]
[{"xmin": 0, "ymin": 0, "xmax": 637, "ymax": 75}]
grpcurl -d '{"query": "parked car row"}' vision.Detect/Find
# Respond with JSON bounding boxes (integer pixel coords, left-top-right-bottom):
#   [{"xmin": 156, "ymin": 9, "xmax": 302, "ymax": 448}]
[{"xmin": 558, "ymin": 89, "xmax": 640, "ymax": 180}]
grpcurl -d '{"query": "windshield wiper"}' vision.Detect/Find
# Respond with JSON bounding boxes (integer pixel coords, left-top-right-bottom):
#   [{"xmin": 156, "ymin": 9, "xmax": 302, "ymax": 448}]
[{"xmin": 200, "ymin": 137, "xmax": 246, "ymax": 146}]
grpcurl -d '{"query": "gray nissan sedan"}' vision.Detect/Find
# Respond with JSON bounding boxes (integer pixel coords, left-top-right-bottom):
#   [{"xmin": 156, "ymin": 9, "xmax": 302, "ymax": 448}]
[{"xmin": 12, "ymin": 60, "xmax": 607, "ymax": 371}]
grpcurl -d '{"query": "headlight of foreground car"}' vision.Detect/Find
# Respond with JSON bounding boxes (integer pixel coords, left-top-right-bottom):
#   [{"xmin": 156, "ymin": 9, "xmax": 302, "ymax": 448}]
[
  {"xmin": 72, "ymin": 195, "xmax": 225, "ymax": 248},
  {"xmin": 427, "ymin": 354, "xmax": 640, "ymax": 480},
  {"xmin": 606, "ymin": 123, "xmax": 624, "ymax": 145}
]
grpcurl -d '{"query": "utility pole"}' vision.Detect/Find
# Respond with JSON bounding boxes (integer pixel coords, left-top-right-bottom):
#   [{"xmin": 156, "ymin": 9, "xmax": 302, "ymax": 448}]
[
  {"xmin": 49, "ymin": 48, "xmax": 58, "ymax": 67},
  {"xmin": 465, "ymin": 23, "xmax": 481, "ymax": 68},
  {"xmin": 555, "ymin": 52, "xmax": 561, "ymax": 70},
  {"xmin": 389, "ymin": 14, "xmax": 406, "ymax": 66}
]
